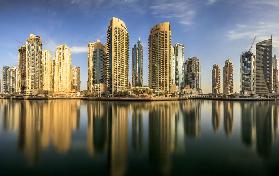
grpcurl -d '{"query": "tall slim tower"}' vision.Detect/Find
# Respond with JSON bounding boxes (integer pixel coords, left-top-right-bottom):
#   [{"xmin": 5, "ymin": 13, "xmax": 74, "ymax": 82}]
[
  {"xmin": 54, "ymin": 44, "xmax": 72, "ymax": 93},
  {"xmin": 18, "ymin": 45, "xmax": 27, "ymax": 93},
  {"xmin": 132, "ymin": 39, "xmax": 143, "ymax": 87},
  {"xmin": 7, "ymin": 66, "xmax": 19, "ymax": 94},
  {"xmin": 255, "ymin": 37, "xmax": 273, "ymax": 95},
  {"xmin": 272, "ymin": 55, "xmax": 278, "ymax": 93},
  {"xmin": 240, "ymin": 51, "xmax": 256, "ymax": 95},
  {"xmin": 148, "ymin": 22, "xmax": 171, "ymax": 93},
  {"xmin": 223, "ymin": 59, "xmax": 234, "ymax": 95},
  {"xmin": 72, "ymin": 66, "xmax": 81, "ymax": 92},
  {"xmin": 42, "ymin": 50, "xmax": 53, "ymax": 92},
  {"xmin": 212, "ymin": 64, "xmax": 221, "ymax": 95},
  {"xmin": 2, "ymin": 66, "xmax": 10, "ymax": 94},
  {"xmin": 23, "ymin": 34, "xmax": 43, "ymax": 94},
  {"xmin": 87, "ymin": 40, "xmax": 106, "ymax": 93},
  {"xmin": 174, "ymin": 43, "xmax": 185, "ymax": 88},
  {"xmin": 107, "ymin": 17, "xmax": 129, "ymax": 95}
]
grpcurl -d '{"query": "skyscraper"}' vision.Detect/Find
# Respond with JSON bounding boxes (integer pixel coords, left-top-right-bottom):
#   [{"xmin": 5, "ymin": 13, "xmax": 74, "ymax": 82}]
[
  {"xmin": 184, "ymin": 57, "xmax": 201, "ymax": 91},
  {"xmin": 223, "ymin": 59, "xmax": 234, "ymax": 95},
  {"xmin": 19, "ymin": 34, "xmax": 43, "ymax": 94},
  {"xmin": 107, "ymin": 17, "xmax": 129, "ymax": 95},
  {"xmin": 272, "ymin": 55, "xmax": 278, "ymax": 93},
  {"xmin": 42, "ymin": 50, "xmax": 53, "ymax": 92},
  {"xmin": 72, "ymin": 66, "xmax": 80, "ymax": 92},
  {"xmin": 148, "ymin": 22, "xmax": 171, "ymax": 93},
  {"xmin": 54, "ymin": 44, "xmax": 72, "ymax": 93},
  {"xmin": 255, "ymin": 37, "xmax": 273, "ymax": 95},
  {"xmin": 212, "ymin": 64, "xmax": 221, "ymax": 95},
  {"xmin": 87, "ymin": 40, "xmax": 106, "ymax": 93},
  {"xmin": 132, "ymin": 39, "xmax": 143, "ymax": 87},
  {"xmin": 173, "ymin": 43, "xmax": 185, "ymax": 88},
  {"xmin": 240, "ymin": 51, "xmax": 256, "ymax": 95},
  {"xmin": 7, "ymin": 66, "xmax": 19, "ymax": 94},
  {"xmin": 2, "ymin": 66, "xmax": 10, "ymax": 94}
]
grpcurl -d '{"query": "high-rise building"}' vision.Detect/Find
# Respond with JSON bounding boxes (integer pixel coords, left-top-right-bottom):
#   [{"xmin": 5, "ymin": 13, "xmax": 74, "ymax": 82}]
[
  {"xmin": 148, "ymin": 22, "xmax": 171, "ymax": 93},
  {"xmin": 72, "ymin": 66, "xmax": 80, "ymax": 92},
  {"xmin": 184, "ymin": 57, "xmax": 201, "ymax": 91},
  {"xmin": 223, "ymin": 59, "xmax": 234, "ymax": 95},
  {"xmin": 42, "ymin": 50, "xmax": 53, "ymax": 92},
  {"xmin": 54, "ymin": 44, "xmax": 72, "ymax": 93},
  {"xmin": 107, "ymin": 17, "xmax": 129, "ymax": 95},
  {"xmin": 240, "ymin": 51, "xmax": 256, "ymax": 95},
  {"xmin": 132, "ymin": 39, "xmax": 143, "ymax": 87},
  {"xmin": 7, "ymin": 66, "xmax": 19, "ymax": 94},
  {"xmin": 173, "ymin": 43, "xmax": 185, "ymax": 88},
  {"xmin": 212, "ymin": 64, "xmax": 221, "ymax": 95},
  {"xmin": 87, "ymin": 40, "xmax": 106, "ymax": 93},
  {"xmin": 171, "ymin": 46, "xmax": 175, "ymax": 85},
  {"xmin": 2, "ymin": 66, "xmax": 10, "ymax": 94},
  {"xmin": 255, "ymin": 37, "xmax": 273, "ymax": 95},
  {"xmin": 17, "ymin": 34, "xmax": 43, "ymax": 94},
  {"xmin": 272, "ymin": 55, "xmax": 278, "ymax": 93}
]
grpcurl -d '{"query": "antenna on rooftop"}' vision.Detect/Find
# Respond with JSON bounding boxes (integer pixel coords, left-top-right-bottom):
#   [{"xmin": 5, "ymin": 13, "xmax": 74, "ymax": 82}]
[{"xmin": 249, "ymin": 36, "xmax": 256, "ymax": 52}]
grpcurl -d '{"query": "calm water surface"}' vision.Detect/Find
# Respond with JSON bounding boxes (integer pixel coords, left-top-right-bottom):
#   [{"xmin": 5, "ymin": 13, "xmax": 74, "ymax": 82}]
[{"xmin": 0, "ymin": 100, "xmax": 279, "ymax": 175}]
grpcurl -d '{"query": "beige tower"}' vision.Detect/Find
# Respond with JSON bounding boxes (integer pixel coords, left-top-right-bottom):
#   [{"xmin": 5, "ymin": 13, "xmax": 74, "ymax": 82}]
[
  {"xmin": 223, "ymin": 59, "xmax": 234, "ymax": 95},
  {"xmin": 212, "ymin": 64, "xmax": 221, "ymax": 95},
  {"xmin": 42, "ymin": 50, "xmax": 54, "ymax": 92},
  {"xmin": 72, "ymin": 66, "xmax": 80, "ymax": 92},
  {"xmin": 54, "ymin": 44, "xmax": 72, "ymax": 93},
  {"xmin": 148, "ymin": 22, "xmax": 172, "ymax": 93},
  {"xmin": 87, "ymin": 40, "xmax": 106, "ymax": 93},
  {"xmin": 107, "ymin": 17, "xmax": 129, "ymax": 95},
  {"xmin": 19, "ymin": 34, "xmax": 43, "ymax": 95}
]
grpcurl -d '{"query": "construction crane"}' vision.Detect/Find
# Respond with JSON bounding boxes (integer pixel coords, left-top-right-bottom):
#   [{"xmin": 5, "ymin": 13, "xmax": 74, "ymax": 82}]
[{"xmin": 249, "ymin": 36, "xmax": 256, "ymax": 52}]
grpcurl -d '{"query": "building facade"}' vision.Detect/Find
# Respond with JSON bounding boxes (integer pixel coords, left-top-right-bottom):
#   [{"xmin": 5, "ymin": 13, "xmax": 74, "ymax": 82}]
[
  {"xmin": 240, "ymin": 51, "xmax": 256, "ymax": 95},
  {"xmin": 87, "ymin": 40, "xmax": 106, "ymax": 94},
  {"xmin": 107, "ymin": 17, "xmax": 129, "ymax": 95},
  {"xmin": 272, "ymin": 55, "xmax": 278, "ymax": 93},
  {"xmin": 173, "ymin": 43, "xmax": 184, "ymax": 88},
  {"xmin": 72, "ymin": 66, "xmax": 80, "ymax": 92},
  {"xmin": 148, "ymin": 22, "xmax": 171, "ymax": 93},
  {"xmin": 7, "ymin": 66, "xmax": 19, "ymax": 94},
  {"xmin": 54, "ymin": 44, "xmax": 72, "ymax": 93},
  {"xmin": 212, "ymin": 64, "xmax": 221, "ymax": 95},
  {"xmin": 223, "ymin": 59, "xmax": 234, "ymax": 95},
  {"xmin": 42, "ymin": 50, "xmax": 53, "ymax": 92},
  {"xmin": 184, "ymin": 57, "xmax": 201, "ymax": 91},
  {"xmin": 2, "ymin": 66, "xmax": 10, "ymax": 94},
  {"xmin": 255, "ymin": 37, "xmax": 273, "ymax": 95},
  {"xmin": 132, "ymin": 39, "xmax": 143, "ymax": 87},
  {"xmin": 20, "ymin": 34, "xmax": 43, "ymax": 94}
]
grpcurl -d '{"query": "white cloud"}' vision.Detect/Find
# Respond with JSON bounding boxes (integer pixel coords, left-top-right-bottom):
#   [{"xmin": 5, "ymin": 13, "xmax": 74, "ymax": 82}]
[
  {"xmin": 71, "ymin": 46, "xmax": 87, "ymax": 54},
  {"xmin": 150, "ymin": 0, "xmax": 197, "ymax": 26}
]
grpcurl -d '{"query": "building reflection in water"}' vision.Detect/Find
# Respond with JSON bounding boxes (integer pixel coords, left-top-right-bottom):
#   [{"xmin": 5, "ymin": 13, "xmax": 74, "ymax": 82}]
[
  {"xmin": 131, "ymin": 104, "xmax": 143, "ymax": 153},
  {"xmin": 224, "ymin": 102, "xmax": 234, "ymax": 136},
  {"xmin": 212, "ymin": 101, "xmax": 221, "ymax": 133},
  {"xmin": 181, "ymin": 100, "xmax": 201, "ymax": 138},
  {"xmin": 2, "ymin": 100, "xmax": 81, "ymax": 165}
]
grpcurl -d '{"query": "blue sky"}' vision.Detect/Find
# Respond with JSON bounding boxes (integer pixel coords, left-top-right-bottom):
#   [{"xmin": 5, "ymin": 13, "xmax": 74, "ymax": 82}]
[{"xmin": 0, "ymin": 0, "xmax": 279, "ymax": 93}]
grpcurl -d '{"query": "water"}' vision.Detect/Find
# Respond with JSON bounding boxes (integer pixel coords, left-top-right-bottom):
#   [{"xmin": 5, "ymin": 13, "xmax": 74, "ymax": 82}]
[{"xmin": 0, "ymin": 99, "xmax": 278, "ymax": 175}]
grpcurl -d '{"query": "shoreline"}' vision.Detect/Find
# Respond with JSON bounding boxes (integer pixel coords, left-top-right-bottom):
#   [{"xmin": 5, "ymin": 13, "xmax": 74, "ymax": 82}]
[{"xmin": 0, "ymin": 96, "xmax": 277, "ymax": 101}]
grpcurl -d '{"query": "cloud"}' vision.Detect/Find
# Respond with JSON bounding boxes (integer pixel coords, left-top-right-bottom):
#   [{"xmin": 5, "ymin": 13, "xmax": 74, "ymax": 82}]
[
  {"xmin": 71, "ymin": 46, "xmax": 87, "ymax": 54},
  {"xmin": 207, "ymin": 0, "xmax": 217, "ymax": 5},
  {"xmin": 150, "ymin": 0, "xmax": 197, "ymax": 26}
]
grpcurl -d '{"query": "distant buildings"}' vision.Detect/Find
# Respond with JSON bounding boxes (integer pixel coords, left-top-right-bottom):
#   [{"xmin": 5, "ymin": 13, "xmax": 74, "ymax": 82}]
[
  {"xmin": 7, "ymin": 66, "xmax": 19, "ymax": 94},
  {"xmin": 273, "ymin": 55, "xmax": 278, "ymax": 93},
  {"xmin": 240, "ymin": 51, "xmax": 256, "ymax": 95},
  {"xmin": 132, "ymin": 39, "xmax": 143, "ymax": 87},
  {"xmin": 107, "ymin": 17, "xmax": 129, "ymax": 95},
  {"xmin": 54, "ymin": 44, "xmax": 72, "ymax": 93},
  {"xmin": 223, "ymin": 59, "xmax": 234, "ymax": 95},
  {"xmin": 148, "ymin": 22, "xmax": 172, "ymax": 93},
  {"xmin": 184, "ymin": 57, "xmax": 201, "ymax": 91},
  {"xmin": 72, "ymin": 66, "xmax": 81, "ymax": 92},
  {"xmin": 87, "ymin": 40, "xmax": 107, "ymax": 94},
  {"xmin": 255, "ymin": 37, "xmax": 273, "ymax": 95},
  {"xmin": 212, "ymin": 64, "xmax": 221, "ymax": 95},
  {"xmin": 173, "ymin": 43, "xmax": 185, "ymax": 88}
]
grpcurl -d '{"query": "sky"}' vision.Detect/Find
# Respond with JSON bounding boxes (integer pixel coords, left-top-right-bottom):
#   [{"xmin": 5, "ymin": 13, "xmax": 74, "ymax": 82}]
[{"xmin": 0, "ymin": 0, "xmax": 279, "ymax": 93}]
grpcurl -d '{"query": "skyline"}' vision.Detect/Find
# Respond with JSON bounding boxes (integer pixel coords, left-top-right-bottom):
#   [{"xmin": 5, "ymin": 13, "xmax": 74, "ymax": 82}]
[{"xmin": 1, "ymin": 0, "xmax": 279, "ymax": 93}]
